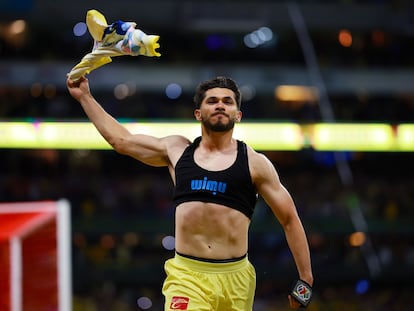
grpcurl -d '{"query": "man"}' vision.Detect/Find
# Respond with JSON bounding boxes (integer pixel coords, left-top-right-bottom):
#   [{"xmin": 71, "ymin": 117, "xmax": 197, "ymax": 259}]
[{"xmin": 67, "ymin": 75, "xmax": 313, "ymax": 310}]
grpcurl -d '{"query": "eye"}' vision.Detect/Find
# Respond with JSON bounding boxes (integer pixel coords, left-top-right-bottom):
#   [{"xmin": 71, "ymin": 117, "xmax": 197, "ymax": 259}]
[
  {"xmin": 223, "ymin": 98, "xmax": 233, "ymax": 105},
  {"xmin": 205, "ymin": 96, "xmax": 235, "ymax": 105},
  {"xmin": 206, "ymin": 97, "xmax": 219, "ymax": 104}
]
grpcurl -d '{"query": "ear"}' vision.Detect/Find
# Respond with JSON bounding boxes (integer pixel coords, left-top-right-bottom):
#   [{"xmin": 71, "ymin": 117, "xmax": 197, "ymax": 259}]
[
  {"xmin": 235, "ymin": 110, "xmax": 242, "ymax": 122},
  {"xmin": 194, "ymin": 109, "xmax": 202, "ymax": 121}
]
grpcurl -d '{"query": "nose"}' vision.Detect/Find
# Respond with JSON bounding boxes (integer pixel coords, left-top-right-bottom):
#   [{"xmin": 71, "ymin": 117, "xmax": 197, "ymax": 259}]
[{"xmin": 215, "ymin": 101, "xmax": 225, "ymax": 110}]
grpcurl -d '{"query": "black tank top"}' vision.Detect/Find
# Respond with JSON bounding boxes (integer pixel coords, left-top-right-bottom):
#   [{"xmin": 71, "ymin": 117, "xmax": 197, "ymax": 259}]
[{"xmin": 173, "ymin": 137, "xmax": 258, "ymax": 219}]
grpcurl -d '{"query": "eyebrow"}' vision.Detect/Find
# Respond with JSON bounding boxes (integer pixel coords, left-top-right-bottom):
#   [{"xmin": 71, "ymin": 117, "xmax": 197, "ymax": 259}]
[{"xmin": 206, "ymin": 96, "xmax": 234, "ymax": 101}]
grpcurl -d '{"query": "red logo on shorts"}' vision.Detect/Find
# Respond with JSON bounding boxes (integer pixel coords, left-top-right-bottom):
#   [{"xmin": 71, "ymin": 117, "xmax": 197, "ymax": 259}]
[{"xmin": 170, "ymin": 296, "xmax": 189, "ymax": 310}]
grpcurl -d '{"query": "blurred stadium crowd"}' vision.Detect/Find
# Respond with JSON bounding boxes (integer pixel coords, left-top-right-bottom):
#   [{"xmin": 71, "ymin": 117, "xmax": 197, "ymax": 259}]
[
  {"xmin": 1, "ymin": 0, "xmax": 414, "ymax": 310},
  {"xmin": 1, "ymin": 147, "xmax": 413, "ymax": 310}
]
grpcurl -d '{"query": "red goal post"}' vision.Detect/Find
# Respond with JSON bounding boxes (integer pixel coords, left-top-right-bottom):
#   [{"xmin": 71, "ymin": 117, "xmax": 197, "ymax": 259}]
[{"xmin": 0, "ymin": 200, "xmax": 72, "ymax": 311}]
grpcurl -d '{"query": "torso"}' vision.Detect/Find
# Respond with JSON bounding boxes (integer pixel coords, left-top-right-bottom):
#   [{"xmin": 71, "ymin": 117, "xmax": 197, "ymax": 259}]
[
  {"xmin": 175, "ymin": 201, "xmax": 250, "ymax": 259},
  {"xmin": 170, "ymin": 137, "xmax": 255, "ymax": 260}
]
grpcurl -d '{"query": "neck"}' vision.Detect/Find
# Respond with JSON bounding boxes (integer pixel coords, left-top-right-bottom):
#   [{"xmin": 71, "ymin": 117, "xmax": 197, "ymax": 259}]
[{"xmin": 200, "ymin": 128, "xmax": 235, "ymax": 151}]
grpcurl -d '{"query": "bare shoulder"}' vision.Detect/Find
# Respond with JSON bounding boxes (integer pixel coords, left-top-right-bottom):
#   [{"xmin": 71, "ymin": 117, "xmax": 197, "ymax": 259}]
[
  {"xmin": 164, "ymin": 134, "xmax": 191, "ymax": 146},
  {"xmin": 164, "ymin": 135, "xmax": 191, "ymax": 165},
  {"xmin": 246, "ymin": 145, "xmax": 274, "ymax": 170},
  {"xmin": 246, "ymin": 145, "xmax": 280, "ymax": 182}
]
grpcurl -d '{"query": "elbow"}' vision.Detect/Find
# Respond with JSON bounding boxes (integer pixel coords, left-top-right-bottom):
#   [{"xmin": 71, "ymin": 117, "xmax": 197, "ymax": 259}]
[
  {"xmin": 109, "ymin": 137, "xmax": 130, "ymax": 155},
  {"xmin": 280, "ymin": 213, "xmax": 300, "ymax": 231}
]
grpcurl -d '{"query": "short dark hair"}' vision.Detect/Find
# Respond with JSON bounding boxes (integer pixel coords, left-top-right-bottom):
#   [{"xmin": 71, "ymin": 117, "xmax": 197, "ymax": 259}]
[{"xmin": 193, "ymin": 76, "xmax": 242, "ymax": 109}]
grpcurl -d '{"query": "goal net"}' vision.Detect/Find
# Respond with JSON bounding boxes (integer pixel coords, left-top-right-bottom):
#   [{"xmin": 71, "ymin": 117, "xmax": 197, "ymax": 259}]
[{"xmin": 0, "ymin": 200, "xmax": 72, "ymax": 311}]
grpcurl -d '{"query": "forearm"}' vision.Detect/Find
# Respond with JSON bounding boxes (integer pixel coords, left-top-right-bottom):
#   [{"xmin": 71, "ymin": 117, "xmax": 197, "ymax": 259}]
[
  {"xmin": 78, "ymin": 93, "xmax": 131, "ymax": 150},
  {"xmin": 284, "ymin": 218, "xmax": 313, "ymax": 285}
]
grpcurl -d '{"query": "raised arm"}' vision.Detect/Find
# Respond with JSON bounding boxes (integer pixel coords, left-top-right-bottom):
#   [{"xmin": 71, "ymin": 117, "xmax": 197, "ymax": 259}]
[
  {"xmin": 249, "ymin": 149, "xmax": 313, "ymax": 308},
  {"xmin": 66, "ymin": 76, "xmax": 189, "ymax": 167}
]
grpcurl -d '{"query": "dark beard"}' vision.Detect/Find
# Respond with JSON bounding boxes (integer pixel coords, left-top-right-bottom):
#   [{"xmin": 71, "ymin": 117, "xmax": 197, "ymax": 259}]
[{"xmin": 202, "ymin": 117, "xmax": 235, "ymax": 132}]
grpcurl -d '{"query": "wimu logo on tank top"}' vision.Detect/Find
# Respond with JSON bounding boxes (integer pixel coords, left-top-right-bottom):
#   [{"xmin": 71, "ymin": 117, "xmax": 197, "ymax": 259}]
[{"xmin": 191, "ymin": 177, "xmax": 227, "ymax": 195}]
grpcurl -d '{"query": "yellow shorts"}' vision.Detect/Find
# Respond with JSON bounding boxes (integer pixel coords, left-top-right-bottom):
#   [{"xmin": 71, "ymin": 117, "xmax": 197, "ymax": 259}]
[{"xmin": 162, "ymin": 253, "xmax": 256, "ymax": 311}]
